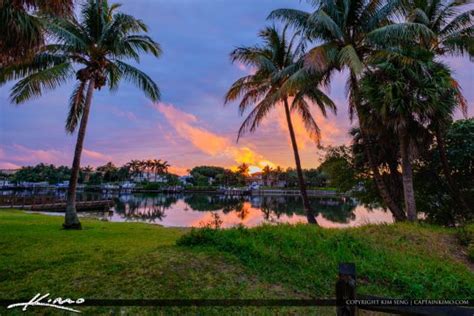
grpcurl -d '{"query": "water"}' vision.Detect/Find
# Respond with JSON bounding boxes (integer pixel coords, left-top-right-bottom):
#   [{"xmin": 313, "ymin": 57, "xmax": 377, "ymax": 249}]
[
  {"xmin": 80, "ymin": 193, "xmax": 393, "ymax": 228},
  {"xmin": 5, "ymin": 190, "xmax": 394, "ymax": 228}
]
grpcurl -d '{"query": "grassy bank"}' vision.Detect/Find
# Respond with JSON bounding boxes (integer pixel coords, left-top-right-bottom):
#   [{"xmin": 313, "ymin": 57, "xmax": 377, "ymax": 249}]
[
  {"xmin": 0, "ymin": 210, "xmax": 315, "ymax": 315},
  {"xmin": 1, "ymin": 210, "xmax": 473, "ymax": 314},
  {"xmin": 178, "ymin": 223, "xmax": 474, "ymax": 299}
]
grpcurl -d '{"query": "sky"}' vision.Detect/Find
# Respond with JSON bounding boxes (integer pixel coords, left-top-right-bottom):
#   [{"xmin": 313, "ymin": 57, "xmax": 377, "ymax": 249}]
[{"xmin": 0, "ymin": 0, "xmax": 473, "ymax": 175}]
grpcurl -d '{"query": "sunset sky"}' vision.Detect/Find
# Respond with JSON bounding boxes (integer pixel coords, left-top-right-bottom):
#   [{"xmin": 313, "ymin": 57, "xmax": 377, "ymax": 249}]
[{"xmin": 0, "ymin": 0, "xmax": 473, "ymax": 175}]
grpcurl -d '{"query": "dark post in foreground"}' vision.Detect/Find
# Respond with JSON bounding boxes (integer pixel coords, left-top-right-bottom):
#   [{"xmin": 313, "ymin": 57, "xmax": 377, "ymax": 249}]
[{"xmin": 336, "ymin": 262, "xmax": 356, "ymax": 316}]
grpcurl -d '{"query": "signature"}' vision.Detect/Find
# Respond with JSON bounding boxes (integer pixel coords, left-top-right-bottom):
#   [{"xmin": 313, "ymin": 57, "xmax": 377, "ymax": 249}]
[{"xmin": 7, "ymin": 293, "xmax": 85, "ymax": 313}]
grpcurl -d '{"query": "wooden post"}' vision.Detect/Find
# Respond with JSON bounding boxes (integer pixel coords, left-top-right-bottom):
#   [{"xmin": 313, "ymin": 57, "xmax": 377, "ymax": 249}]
[{"xmin": 336, "ymin": 262, "xmax": 356, "ymax": 316}]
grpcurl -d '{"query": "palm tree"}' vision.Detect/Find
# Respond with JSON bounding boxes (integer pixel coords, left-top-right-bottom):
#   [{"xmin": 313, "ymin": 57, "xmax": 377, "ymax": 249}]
[
  {"xmin": 360, "ymin": 49, "xmax": 464, "ymax": 221},
  {"xmin": 225, "ymin": 26, "xmax": 336, "ymax": 224},
  {"xmin": 262, "ymin": 165, "xmax": 273, "ymax": 186},
  {"xmin": 405, "ymin": 0, "xmax": 473, "ymax": 213},
  {"xmin": 269, "ymin": 0, "xmax": 434, "ymax": 221},
  {"xmin": 237, "ymin": 163, "xmax": 250, "ymax": 178},
  {"xmin": 82, "ymin": 165, "xmax": 94, "ymax": 183},
  {"xmin": 126, "ymin": 160, "xmax": 142, "ymax": 180},
  {"xmin": 0, "ymin": 0, "xmax": 73, "ymax": 67},
  {"xmin": 0, "ymin": 0, "xmax": 161, "ymax": 229},
  {"xmin": 406, "ymin": 0, "xmax": 474, "ymax": 58}
]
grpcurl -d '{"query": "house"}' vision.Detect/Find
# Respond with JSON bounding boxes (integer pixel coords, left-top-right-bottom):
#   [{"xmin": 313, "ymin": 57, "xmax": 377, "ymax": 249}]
[
  {"xmin": 133, "ymin": 172, "xmax": 168, "ymax": 183},
  {"xmin": 0, "ymin": 180, "xmax": 13, "ymax": 188},
  {"xmin": 246, "ymin": 172, "xmax": 287, "ymax": 188},
  {"xmin": 0, "ymin": 169, "xmax": 18, "ymax": 176},
  {"xmin": 179, "ymin": 175, "xmax": 193, "ymax": 186}
]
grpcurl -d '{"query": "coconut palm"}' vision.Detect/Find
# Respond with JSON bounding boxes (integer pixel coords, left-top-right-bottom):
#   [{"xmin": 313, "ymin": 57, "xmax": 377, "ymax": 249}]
[
  {"xmin": 269, "ymin": 0, "xmax": 435, "ymax": 221},
  {"xmin": 225, "ymin": 26, "xmax": 336, "ymax": 224},
  {"xmin": 406, "ymin": 0, "xmax": 474, "ymax": 58},
  {"xmin": 0, "ymin": 0, "xmax": 73, "ymax": 67},
  {"xmin": 0, "ymin": 0, "xmax": 161, "ymax": 229}
]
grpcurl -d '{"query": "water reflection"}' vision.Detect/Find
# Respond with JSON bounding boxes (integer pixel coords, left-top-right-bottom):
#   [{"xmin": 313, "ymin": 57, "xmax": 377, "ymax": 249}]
[
  {"xmin": 5, "ymin": 190, "xmax": 394, "ymax": 227},
  {"xmin": 105, "ymin": 193, "xmax": 393, "ymax": 228}
]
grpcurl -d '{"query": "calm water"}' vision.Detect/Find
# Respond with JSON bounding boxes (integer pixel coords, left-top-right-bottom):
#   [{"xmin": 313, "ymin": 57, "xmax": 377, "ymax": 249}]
[{"xmin": 69, "ymin": 193, "xmax": 394, "ymax": 228}]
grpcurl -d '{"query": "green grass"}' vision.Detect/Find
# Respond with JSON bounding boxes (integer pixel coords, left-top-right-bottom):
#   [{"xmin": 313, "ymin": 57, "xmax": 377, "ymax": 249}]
[
  {"xmin": 0, "ymin": 210, "xmax": 328, "ymax": 315},
  {"xmin": 1, "ymin": 210, "xmax": 473, "ymax": 315},
  {"xmin": 178, "ymin": 223, "xmax": 474, "ymax": 299}
]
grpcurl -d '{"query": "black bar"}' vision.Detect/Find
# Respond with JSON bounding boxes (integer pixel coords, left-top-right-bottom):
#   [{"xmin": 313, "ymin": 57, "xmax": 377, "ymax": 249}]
[
  {"xmin": 0, "ymin": 299, "xmax": 337, "ymax": 307},
  {"xmin": 1, "ymin": 299, "xmax": 472, "ymax": 307}
]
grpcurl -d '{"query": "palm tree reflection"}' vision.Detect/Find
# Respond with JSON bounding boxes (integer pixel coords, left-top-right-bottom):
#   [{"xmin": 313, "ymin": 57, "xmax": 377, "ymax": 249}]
[{"xmin": 114, "ymin": 194, "xmax": 178, "ymax": 223}]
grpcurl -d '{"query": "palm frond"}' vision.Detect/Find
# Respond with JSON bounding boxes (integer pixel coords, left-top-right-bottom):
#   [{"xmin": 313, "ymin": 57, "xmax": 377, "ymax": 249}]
[
  {"xmin": 10, "ymin": 62, "xmax": 72, "ymax": 104},
  {"xmin": 0, "ymin": 53, "xmax": 67, "ymax": 85},
  {"xmin": 267, "ymin": 9, "xmax": 310, "ymax": 31},
  {"xmin": 120, "ymin": 35, "xmax": 162, "ymax": 57},
  {"xmin": 66, "ymin": 81, "xmax": 88, "ymax": 133},
  {"xmin": 440, "ymin": 9, "xmax": 474, "ymax": 37},
  {"xmin": 237, "ymin": 92, "xmax": 279, "ymax": 141},
  {"xmin": 368, "ymin": 22, "xmax": 435, "ymax": 46},
  {"xmin": 291, "ymin": 97, "xmax": 321, "ymax": 144},
  {"xmin": 338, "ymin": 45, "xmax": 364, "ymax": 75},
  {"xmin": 114, "ymin": 60, "xmax": 160, "ymax": 101},
  {"xmin": 308, "ymin": 10, "xmax": 344, "ymax": 41}
]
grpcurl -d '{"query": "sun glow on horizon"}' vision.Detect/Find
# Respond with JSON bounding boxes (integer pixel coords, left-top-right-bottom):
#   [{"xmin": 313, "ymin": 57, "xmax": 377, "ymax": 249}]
[{"xmin": 248, "ymin": 166, "xmax": 262, "ymax": 174}]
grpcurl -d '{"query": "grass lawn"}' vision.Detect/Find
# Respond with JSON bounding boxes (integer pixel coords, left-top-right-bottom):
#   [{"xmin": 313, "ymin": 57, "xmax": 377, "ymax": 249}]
[
  {"xmin": 178, "ymin": 222, "xmax": 474, "ymax": 299},
  {"xmin": 1, "ymin": 210, "xmax": 473, "ymax": 315},
  {"xmin": 0, "ymin": 210, "xmax": 325, "ymax": 315}
]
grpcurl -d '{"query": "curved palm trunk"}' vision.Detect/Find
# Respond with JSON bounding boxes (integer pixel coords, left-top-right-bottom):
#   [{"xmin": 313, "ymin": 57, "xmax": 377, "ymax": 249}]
[
  {"xmin": 435, "ymin": 126, "xmax": 472, "ymax": 215},
  {"xmin": 350, "ymin": 75, "xmax": 406, "ymax": 221},
  {"xmin": 283, "ymin": 99, "xmax": 318, "ymax": 225},
  {"xmin": 64, "ymin": 80, "xmax": 95, "ymax": 229},
  {"xmin": 399, "ymin": 129, "xmax": 417, "ymax": 222}
]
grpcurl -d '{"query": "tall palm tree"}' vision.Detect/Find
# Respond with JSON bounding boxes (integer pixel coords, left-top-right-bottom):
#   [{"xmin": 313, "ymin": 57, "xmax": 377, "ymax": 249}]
[
  {"xmin": 269, "ymin": 0, "xmax": 434, "ymax": 221},
  {"xmin": 0, "ymin": 0, "xmax": 161, "ymax": 229},
  {"xmin": 405, "ymin": 0, "xmax": 473, "ymax": 213},
  {"xmin": 360, "ymin": 49, "xmax": 463, "ymax": 221},
  {"xmin": 225, "ymin": 26, "xmax": 336, "ymax": 224},
  {"xmin": 0, "ymin": 0, "xmax": 73, "ymax": 67}
]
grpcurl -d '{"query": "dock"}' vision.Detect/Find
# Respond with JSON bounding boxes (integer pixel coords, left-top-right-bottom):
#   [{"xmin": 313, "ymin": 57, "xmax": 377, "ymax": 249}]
[{"xmin": 0, "ymin": 195, "xmax": 114, "ymax": 212}]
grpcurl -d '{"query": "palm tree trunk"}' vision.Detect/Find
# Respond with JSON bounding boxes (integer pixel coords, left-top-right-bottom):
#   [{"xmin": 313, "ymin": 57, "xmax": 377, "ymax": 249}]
[
  {"xmin": 435, "ymin": 126, "xmax": 472, "ymax": 215},
  {"xmin": 64, "ymin": 79, "xmax": 95, "ymax": 229},
  {"xmin": 359, "ymin": 126, "xmax": 406, "ymax": 221},
  {"xmin": 283, "ymin": 98, "xmax": 318, "ymax": 225},
  {"xmin": 350, "ymin": 75, "xmax": 406, "ymax": 221},
  {"xmin": 399, "ymin": 129, "xmax": 417, "ymax": 222}
]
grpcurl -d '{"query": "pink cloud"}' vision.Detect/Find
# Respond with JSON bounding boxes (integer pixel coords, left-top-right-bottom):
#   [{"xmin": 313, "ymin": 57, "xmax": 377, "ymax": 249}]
[
  {"xmin": 0, "ymin": 162, "xmax": 20, "ymax": 169},
  {"xmin": 83, "ymin": 149, "xmax": 113, "ymax": 162},
  {"xmin": 156, "ymin": 103, "xmax": 276, "ymax": 168},
  {"xmin": 10, "ymin": 144, "xmax": 65, "ymax": 163}
]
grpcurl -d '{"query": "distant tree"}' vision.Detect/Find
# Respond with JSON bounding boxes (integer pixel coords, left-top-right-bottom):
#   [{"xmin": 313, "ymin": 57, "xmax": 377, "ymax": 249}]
[
  {"xmin": 237, "ymin": 163, "xmax": 249, "ymax": 178},
  {"xmin": 190, "ymin": 166, "xmax": 226, "ymax": 179},
  {"xmin": 262, "ymin": 165, "xmax": 272, "ymax": 185},
  {"xmin": 319, "ymin": 146, "xmax": 357, "ymax": 193}
]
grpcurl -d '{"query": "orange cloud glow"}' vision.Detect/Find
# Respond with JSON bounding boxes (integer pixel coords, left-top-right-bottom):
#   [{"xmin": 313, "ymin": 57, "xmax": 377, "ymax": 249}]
[{"xmin": 156, "ymin": 103, "xmax": 277, "ymax": 171}]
